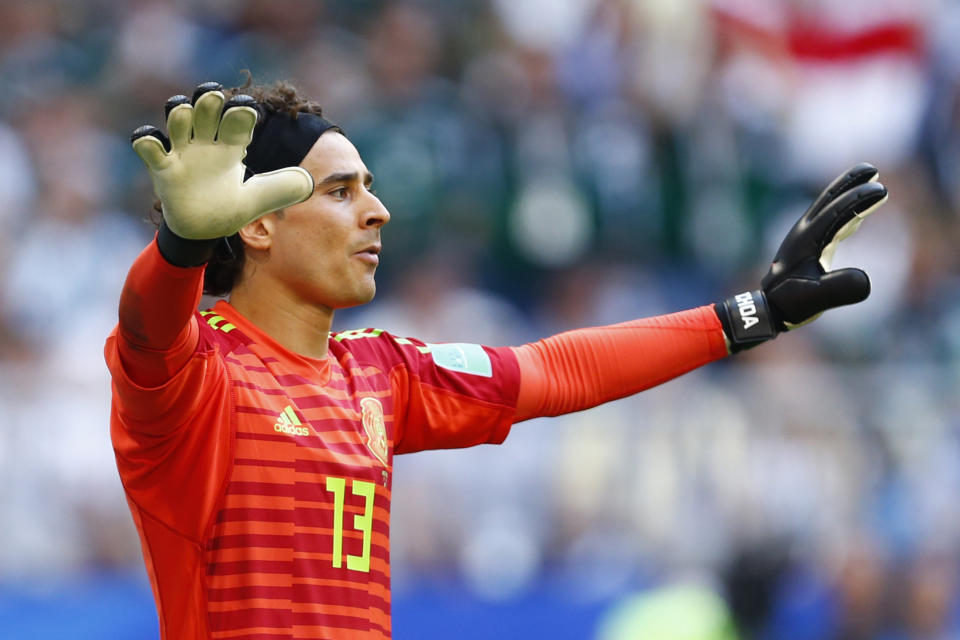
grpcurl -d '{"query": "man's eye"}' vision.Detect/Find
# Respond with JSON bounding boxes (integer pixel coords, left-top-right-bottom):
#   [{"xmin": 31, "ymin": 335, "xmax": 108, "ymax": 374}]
[
  {"xmin": 330, "ymin": 187, "xmax": 348, "ymax": 198},
  {"xmin": 366, "ymin": 186, "xmax": 378, "ymax": 197}
]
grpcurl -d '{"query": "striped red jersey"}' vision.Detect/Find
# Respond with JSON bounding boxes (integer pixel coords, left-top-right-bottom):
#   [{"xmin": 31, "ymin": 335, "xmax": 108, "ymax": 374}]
[{"xmin": 106, "ymin": 300, "xmax": 520, "ymax": 639}]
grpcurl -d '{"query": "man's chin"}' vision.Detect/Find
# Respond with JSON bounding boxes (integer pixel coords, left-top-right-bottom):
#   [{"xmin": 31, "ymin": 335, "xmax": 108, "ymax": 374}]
[{"xmin": 334, "ymin": 286, "xmax": 376, "ymax": 310}]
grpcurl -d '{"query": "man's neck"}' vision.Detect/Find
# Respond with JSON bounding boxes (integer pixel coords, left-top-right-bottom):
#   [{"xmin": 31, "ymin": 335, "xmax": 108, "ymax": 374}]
[{"xmin": 229, "ymin": 279, "xmax": 334, "ymax": 360}]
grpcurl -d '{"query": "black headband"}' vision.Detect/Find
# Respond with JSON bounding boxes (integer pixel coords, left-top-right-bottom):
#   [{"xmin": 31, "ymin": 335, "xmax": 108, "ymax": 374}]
[{"xmin": 244, "ymin": 111, "xmax": 339, "ymax": 175}]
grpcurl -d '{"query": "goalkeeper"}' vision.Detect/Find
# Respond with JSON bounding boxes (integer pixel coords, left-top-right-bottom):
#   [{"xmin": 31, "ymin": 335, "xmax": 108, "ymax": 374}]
[{"xmin": 105, "ymin": 81, "xmax": 887, "ymax": 640}]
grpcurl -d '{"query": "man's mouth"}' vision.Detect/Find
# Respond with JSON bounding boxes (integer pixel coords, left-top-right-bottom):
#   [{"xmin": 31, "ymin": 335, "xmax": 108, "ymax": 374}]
[{"xmin": 354, "ymin": 244, "xmax": 381, "ymax": 264}]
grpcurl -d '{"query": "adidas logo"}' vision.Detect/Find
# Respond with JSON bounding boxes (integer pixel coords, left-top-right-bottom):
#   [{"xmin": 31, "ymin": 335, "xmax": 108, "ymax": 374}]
[{"xmin": 274, "ymin": 405, "xmax": 309, "ymax": 436}]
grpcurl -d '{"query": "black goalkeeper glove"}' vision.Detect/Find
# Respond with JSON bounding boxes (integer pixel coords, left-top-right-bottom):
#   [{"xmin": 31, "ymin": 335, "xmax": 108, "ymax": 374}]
[{"xmin": 715, "ymin": 163, "xmax": 888, "ymax": 352}]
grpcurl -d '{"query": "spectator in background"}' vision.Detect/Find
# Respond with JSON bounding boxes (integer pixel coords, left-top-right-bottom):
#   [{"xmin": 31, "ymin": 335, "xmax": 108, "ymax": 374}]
[
  {"xmin": 0, "ymin": 119, "xmax": 35, "ymax": 359},
  {"xmin": 0, "ymin": 89, "xmax": 147, "ymax": 576},
  {"xmin": 3, "ymin": 92, "xmax": 146, "ymax": 365}
]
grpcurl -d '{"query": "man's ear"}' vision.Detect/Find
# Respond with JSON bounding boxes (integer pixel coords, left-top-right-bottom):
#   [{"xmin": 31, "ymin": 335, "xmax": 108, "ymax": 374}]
[{"xmin": 238, "ymin": 212, "xmax": 279, "ymax": 252}]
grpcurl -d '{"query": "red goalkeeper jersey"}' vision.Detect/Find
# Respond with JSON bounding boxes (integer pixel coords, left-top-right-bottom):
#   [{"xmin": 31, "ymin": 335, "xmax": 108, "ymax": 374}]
[
  {"xmin": 106, "ymin": 239, "xmax": 726, "ymax": 640},
  {"xmin": 105, "ymin": 249, "xmax": 521, "ymax": 639}
]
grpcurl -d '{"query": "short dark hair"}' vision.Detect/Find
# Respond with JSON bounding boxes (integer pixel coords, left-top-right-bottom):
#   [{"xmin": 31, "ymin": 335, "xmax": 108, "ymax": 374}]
[{"xmin": 150, "ymin": 75, "xmax": 330, "ymax": 296}]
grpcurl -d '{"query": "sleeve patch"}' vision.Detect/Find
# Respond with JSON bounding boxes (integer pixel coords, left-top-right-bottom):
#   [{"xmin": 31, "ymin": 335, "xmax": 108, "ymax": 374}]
[{"xmin": 427, "ymin": 343, "xmax": 492, "ymax": 378}]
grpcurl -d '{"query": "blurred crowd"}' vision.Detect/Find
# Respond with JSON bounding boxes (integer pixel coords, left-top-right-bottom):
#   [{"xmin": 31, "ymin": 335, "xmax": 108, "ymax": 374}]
[{"xmin": 3, "ymin": 0, "xmax": 960, "ymax": 637}]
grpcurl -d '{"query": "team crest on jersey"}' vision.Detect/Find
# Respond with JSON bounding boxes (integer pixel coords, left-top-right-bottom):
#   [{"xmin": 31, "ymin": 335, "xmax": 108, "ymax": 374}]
[{"xmin": 360, "ymin": 397, "xmax": 389, "ymax": 467}]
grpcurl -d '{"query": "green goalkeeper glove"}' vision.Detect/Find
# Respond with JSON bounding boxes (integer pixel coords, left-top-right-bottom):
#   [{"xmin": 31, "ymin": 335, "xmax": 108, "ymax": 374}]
[
  {"xmin": 130, "ymin": 82, "xmax": 314, "ymax": 264},
  {"xmin": 715, "ymin": 163, "xmax": 889, "ymax": 352}
]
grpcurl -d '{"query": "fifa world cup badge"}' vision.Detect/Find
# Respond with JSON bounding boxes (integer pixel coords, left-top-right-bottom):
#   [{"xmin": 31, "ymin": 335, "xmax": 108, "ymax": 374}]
[{"xmin": 360, "ymin": 397, "xmax": 389, "ymax": 467}]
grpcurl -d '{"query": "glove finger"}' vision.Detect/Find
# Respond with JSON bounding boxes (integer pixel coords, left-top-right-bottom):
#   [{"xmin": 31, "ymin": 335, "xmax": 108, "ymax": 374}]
[
  {"xmin": 817, "ymin": 184, "xmax": 887, "ymax": 270},
  {"xmin": 191, "ymin": 81, "xmax": 223, "ymax": 104},
  {"xmin": 130, "ymin": 124, "xmax": 169, "ymax": 149},
  {"xmin": 218, "ymin": 97, "xmax": 259, "ymax": 148},
  {"xmin": 164, "ymin": 94, "xmax": 189, "ymax": 120},
  {"xmin": 167, "ymin": 102, "xmax": 193, "ymax": 150},
  {"xmin": 240, "ymin": 167, "xmax": 315, "ymax": 221},
  {"xmin": 131, "ymin": 132, "xmax": 171, "ymax": 171},
  {"xmin": 803, "ymin": 163, "xmax": 879, "ymax": 223},
  {"xmin": 192, "ymin": 87, "xmax": 225, "ymax": 142},
  {"xmin": 850, "ymin": 184, "xmax": 887, "ymax": 221},
  {"xmin": 808, "ymin": 181, "xmax": 887, "ymax": 248},
  {"xmin": 816, "ymin": 267, "xmax": 871, "ymax": 309},
  {"xmin": 771, "ymin": 267, "xmax": 870, "ymax": 328},
  {"xmin": 223, "ymin": 93, "xmax": 258, "ymax": 112}
]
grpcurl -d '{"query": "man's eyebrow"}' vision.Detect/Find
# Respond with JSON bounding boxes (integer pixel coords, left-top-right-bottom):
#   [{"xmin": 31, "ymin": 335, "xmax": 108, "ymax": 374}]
[{"xmin": 315, "ymin": 171, "xmax": 375, "ymax": 188}]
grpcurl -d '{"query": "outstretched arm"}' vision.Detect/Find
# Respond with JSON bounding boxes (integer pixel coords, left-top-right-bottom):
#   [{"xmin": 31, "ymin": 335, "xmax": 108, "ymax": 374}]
[
  {"xmin": 512, "ymin": 164, "xmax": 888, "ymax": 422},
  {"xmin": 513, "ymin": 305, "xmax": 726, "ymax": 421}
]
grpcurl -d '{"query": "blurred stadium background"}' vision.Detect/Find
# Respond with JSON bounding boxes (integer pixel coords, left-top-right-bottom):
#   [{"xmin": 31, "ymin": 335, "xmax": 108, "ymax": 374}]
[{"xmin": 2, "ymin": 0, "xmax": 960, "ymax": 638}]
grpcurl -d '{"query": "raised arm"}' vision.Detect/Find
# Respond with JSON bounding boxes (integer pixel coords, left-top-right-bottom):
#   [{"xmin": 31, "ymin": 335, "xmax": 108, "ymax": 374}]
[
  {"xmin": 115, "ymin": 240, "xmax": 207, "ymax": 387},
  {"xmin": 115, "ymin": 82, "xmax": 314, "ymax": 387}
]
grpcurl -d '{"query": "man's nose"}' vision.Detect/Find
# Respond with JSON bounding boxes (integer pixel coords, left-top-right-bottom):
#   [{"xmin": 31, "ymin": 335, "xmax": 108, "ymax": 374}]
[{"xmin": 364, "ymin": 194, "xmax": 390, "ymax": 228}]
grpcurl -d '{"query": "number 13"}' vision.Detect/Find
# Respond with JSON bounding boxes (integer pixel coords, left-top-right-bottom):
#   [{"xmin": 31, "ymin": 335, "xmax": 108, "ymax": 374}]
[{"xmin": 325, "ymin": 477, "xmax": 375, "ymax": 573}]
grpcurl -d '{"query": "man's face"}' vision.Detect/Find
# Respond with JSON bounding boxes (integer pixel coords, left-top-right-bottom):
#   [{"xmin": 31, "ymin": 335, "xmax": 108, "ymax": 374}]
[{"xmin": 259, "ymin": 131, "xmax": 390, "ymax": 310}]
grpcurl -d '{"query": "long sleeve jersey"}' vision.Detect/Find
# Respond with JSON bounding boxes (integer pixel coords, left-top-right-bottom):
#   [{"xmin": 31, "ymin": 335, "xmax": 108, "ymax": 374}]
[{"xmin": 105, "ymin": 239, "xmax": 727, "ymax": 640}]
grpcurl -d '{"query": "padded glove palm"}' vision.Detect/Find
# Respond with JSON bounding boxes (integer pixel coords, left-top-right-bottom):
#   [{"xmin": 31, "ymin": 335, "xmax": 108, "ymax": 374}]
[{"xmin": 131, "ymin": 82, "xmax": 314, "ymax": 241}]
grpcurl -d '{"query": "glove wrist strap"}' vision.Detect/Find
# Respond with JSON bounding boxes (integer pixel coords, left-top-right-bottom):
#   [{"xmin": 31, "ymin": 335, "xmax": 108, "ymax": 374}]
[
  {"xmin": 715, "ymin": 290, "xmax": 778, "ymax": 353},
  {"xmin": 157, "ymin": 219, "xmax": 219, "ymax": 268}
]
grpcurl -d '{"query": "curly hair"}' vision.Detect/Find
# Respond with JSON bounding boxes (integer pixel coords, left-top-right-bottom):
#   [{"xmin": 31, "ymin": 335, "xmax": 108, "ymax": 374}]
[{"xmin": 149, "ymin": 75, "xmax": 330, "ymax": 296}]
